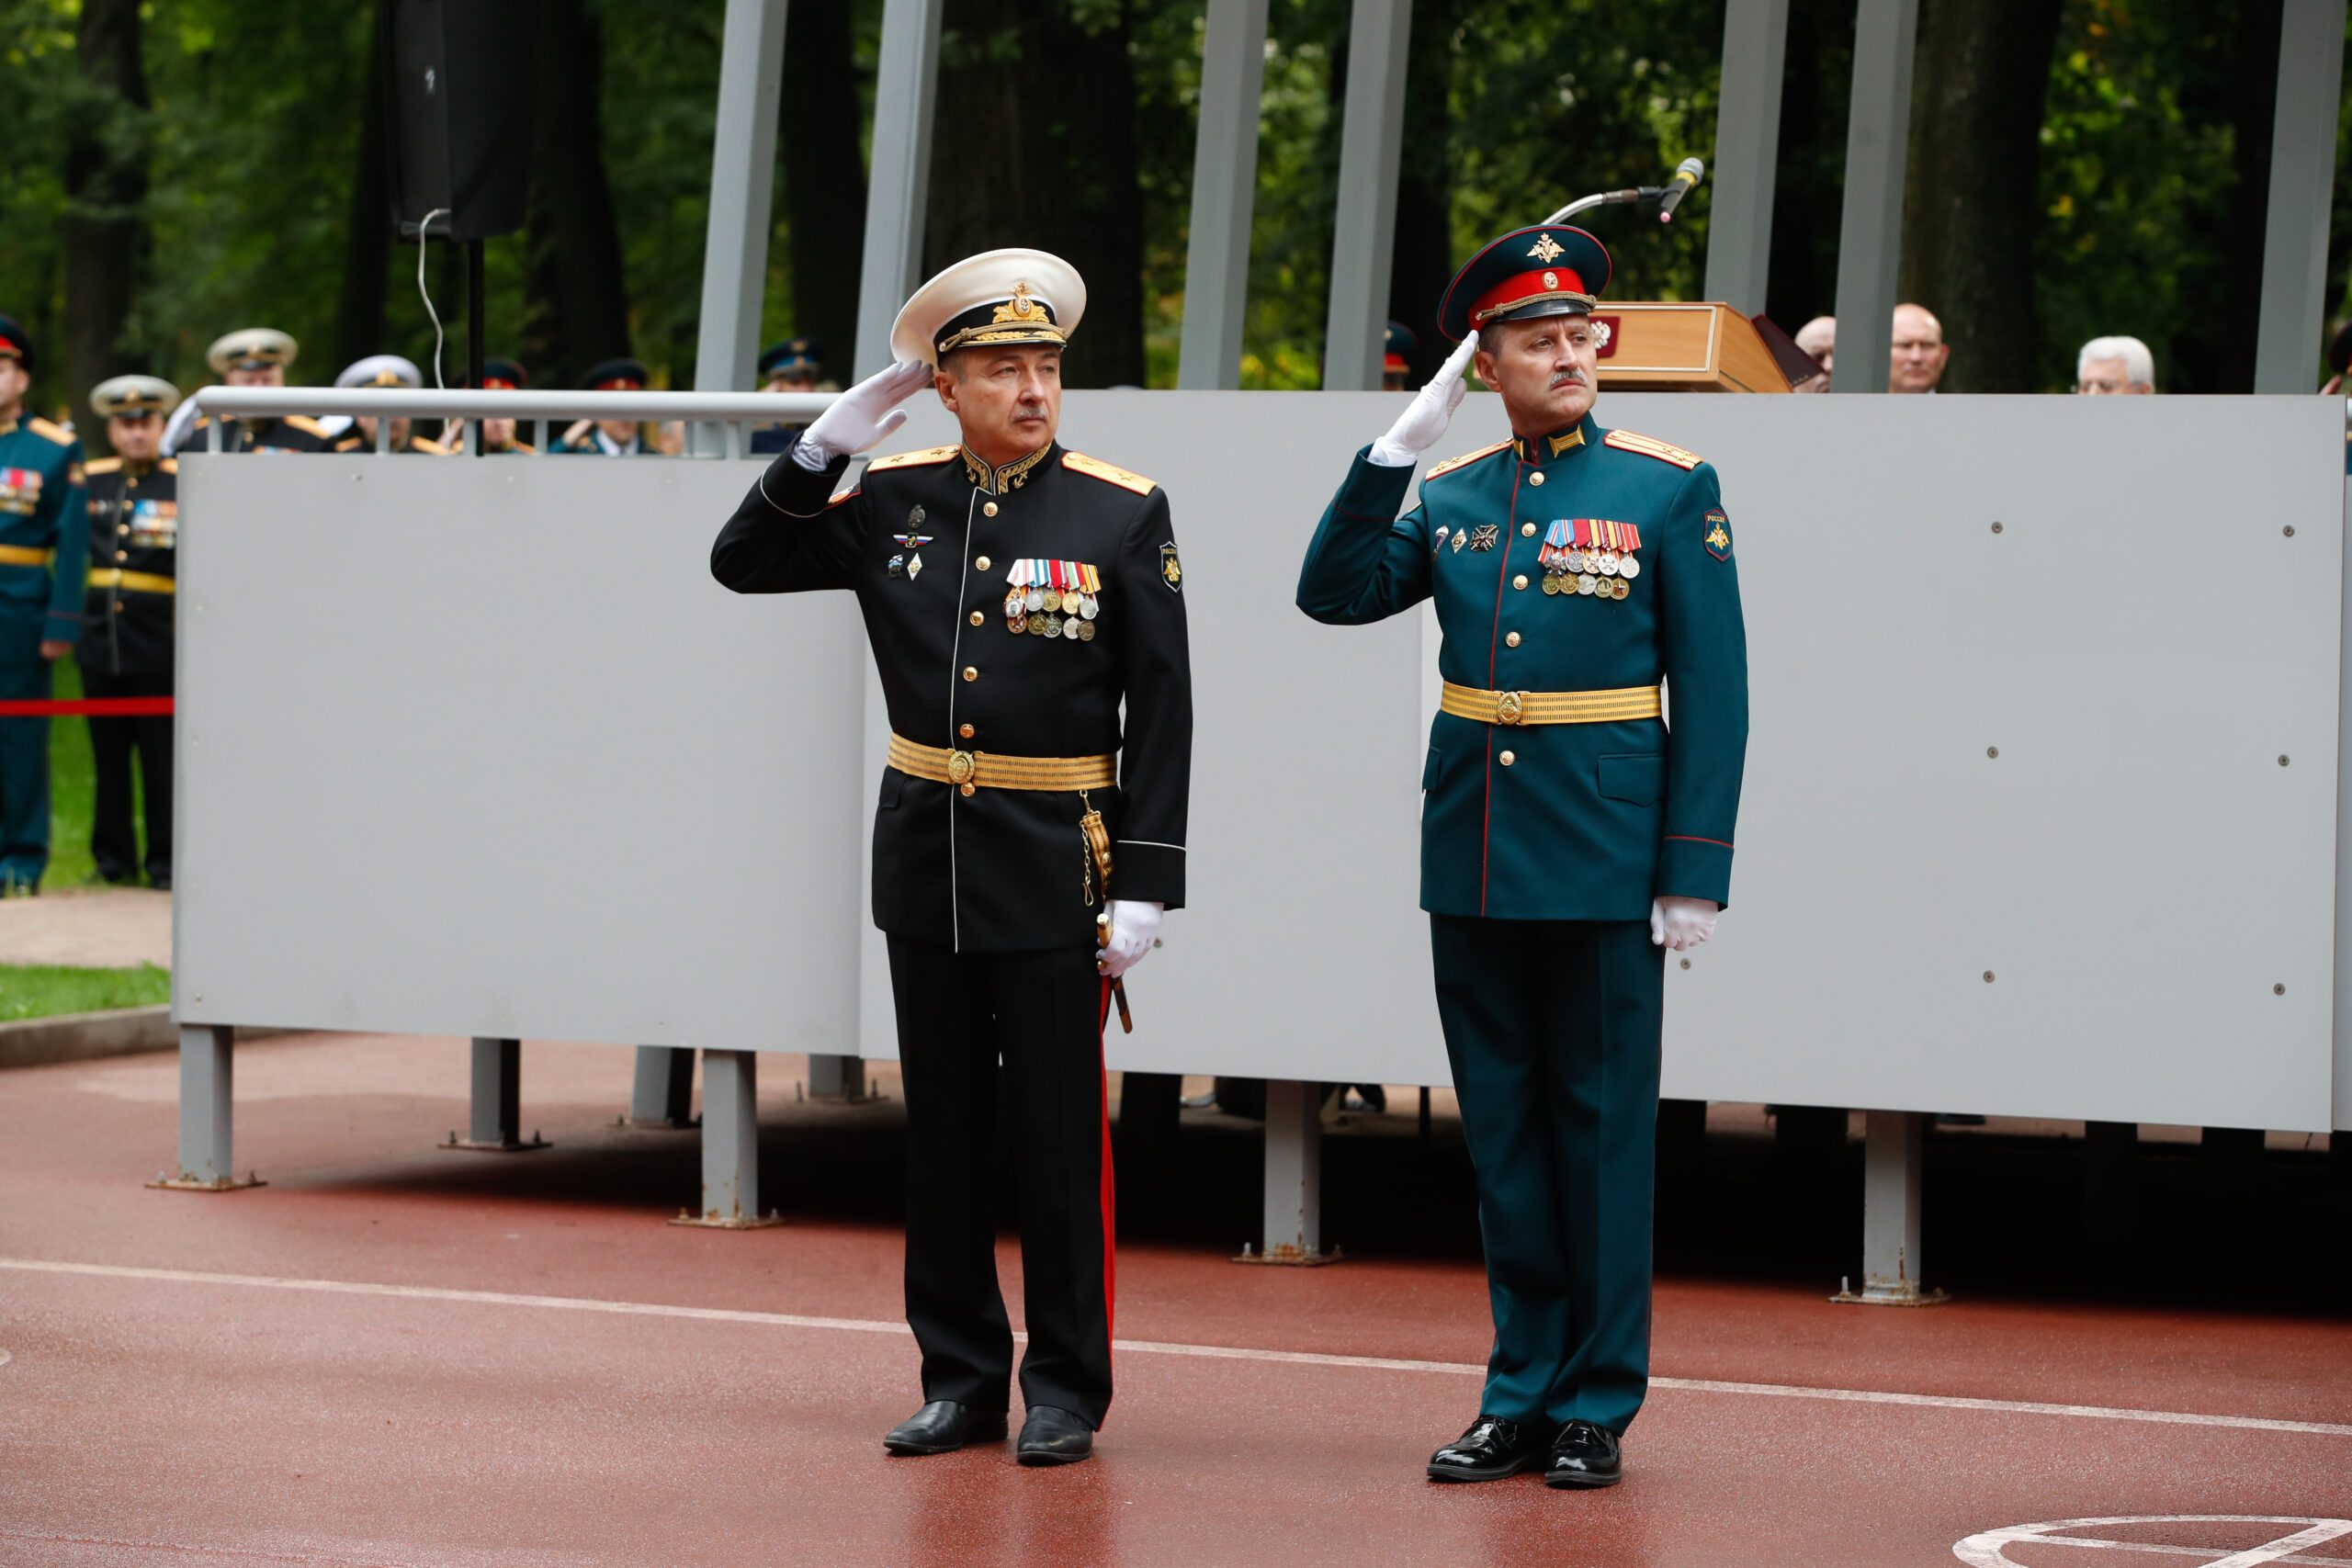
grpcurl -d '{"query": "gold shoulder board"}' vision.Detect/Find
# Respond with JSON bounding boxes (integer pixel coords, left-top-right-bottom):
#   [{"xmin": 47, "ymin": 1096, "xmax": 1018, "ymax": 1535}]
[
  {"xmin": 158, "ymin": 457, "xmax": 178, "ymax": 474},
  {"xmin": 83, "ymin": 457, "xmax": 123, "ymax": 475},
  {"xmin": 1603, "ymin": 429, "xmax": 1702, "ymax": 469},
  {"xmin": 1060, "ymin": 450, "xmax": 1155, "ymax": 495},
  {"xmin": 1425, "ymin": 439, "xmax": 1510, "ymax": 480},
  {"xmin": 27, "ymin": 417, "xmax": 74, "ymax": 447},
  {"xmin": 865, "ymin": 445, "xmax": 961, "ymax": 472},
  {"xmin": 412, "ymin": 437, "xmax": 453, "ymax": 456},
  {"xmin": 284, "ymin": 415, "xmax": 332, "ymax": 437},
  {"xmin": 828, "ymin": 485, "xmax": 861, "ymax": 508}
]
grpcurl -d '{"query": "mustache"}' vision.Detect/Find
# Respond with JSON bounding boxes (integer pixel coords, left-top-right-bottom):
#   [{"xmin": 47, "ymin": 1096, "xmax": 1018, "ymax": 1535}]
[{"xmin": 1548, "ymin": 370, "xmax": 1589, "ymax": 389}]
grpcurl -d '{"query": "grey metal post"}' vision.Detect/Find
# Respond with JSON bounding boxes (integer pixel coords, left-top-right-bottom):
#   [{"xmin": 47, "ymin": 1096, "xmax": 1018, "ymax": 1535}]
[
  {"xmin": 2336, "ymin": 471, "xmax": 2352, "ymax": 1136},
  {"xmin": 674, "ymin": 1048, "xmax": 781, "ymax": 1228},
  {"xmin": 2252, "ymin": 0, "xmax": 2348, "ymax": 393},
  {"xmin": 153, "ymin": 1024, "xmax": 260, "ymax": 1190},
  {"xmin": 852, "ymin": 0, "xmax": 944, "ymax": 378},
  {"xmin": 692, "ymin": 0, "xmax": 789, "ymax": 425},
  {"xmin": 1843, "ymin": 1109, "xmax": 1945, "ymax": 1303},
  {"xmin": 1827, "ymin": 0, "xmax": 1919, "ymax": 394},
  {"xmin": 628, "ymin": 1045, "xmax": 696, "ymax": 1128},
  {"xmin": 1320, "ymin": 0, "xmax": 1413, "ymax": 391},
  {"xmin": 1177, "ymin": 0, "xmax": 1272, "ymax": 390},
  {"xmin": 1247, "ymin": 1078, "xmax": 1330, "ymax": 1263},
  {"xmin": 446, "ymin": 1038, "xmax": 548, "ymax": 1152},
  {"xmin": 1701, "ymin": 0, "xmax": 1791, "ymax": 311}
]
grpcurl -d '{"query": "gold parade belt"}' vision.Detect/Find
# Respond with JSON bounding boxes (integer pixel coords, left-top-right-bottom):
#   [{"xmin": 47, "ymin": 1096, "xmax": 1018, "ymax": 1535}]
[
  {"xmin": 888, "ymin": 733, "xmax": 1116, "ymax": 793},
  {"xmin": 88, "ymin": 569, "xmax": 175, "ymax": 594},
  {"xmin": 0, "ymin": 545, "xmax": 55, "ymax": 568},
  {"xmin": 1440, "ymin": 681, "xmax": 1662, "ymax": 727}
]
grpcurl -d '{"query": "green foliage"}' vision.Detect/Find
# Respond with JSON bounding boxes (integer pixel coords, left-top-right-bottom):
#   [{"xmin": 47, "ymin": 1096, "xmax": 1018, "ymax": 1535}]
[
  {"xmin": 46, "ymin": 653, "xmax": 101, "ymax": 891},
  {"xmin": 0, "ymin": 962, "xmax": 171, "ymax": 1020}
]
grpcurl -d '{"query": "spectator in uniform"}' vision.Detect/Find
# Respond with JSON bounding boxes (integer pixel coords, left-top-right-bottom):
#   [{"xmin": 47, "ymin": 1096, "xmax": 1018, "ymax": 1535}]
[
  {"xmin": 1794, "ymin": 315, "xmax": 1834, "ymax": 390},
  {"xmin": 166, "ymin": 328, "xmax": 334, "ymax": 455},
  {"xmin": 1383, "ymin": 321, "xmax": 1418, "ymax": 393},
  {"xmin": 751, "ymin": 338, "xmax": 822, "ymax": 454},
  {"xmin": 328, "ymin": 356, "xmax": 450, "ymax": 455},
  {"xmin": 77, "ymin": 376, "xmax": 181, "ymax": 888},
  {"xmin": 444, "ymin": 358, "xmax": 537, "ymax": 454},
  {"xmin": 2074, "ymin": 336, "xmax": 2154, "ymax": 395},
  {"xmin": 553, "ymin": 357, "xmax": 652, "ymax": 455},
  {"xmin": 0, "ymin": 314, "xmax": 88, "ymax": 894},
  {"xmin": 1889, "ymin": 304, "xmax": 1948, "ymax": 393}
]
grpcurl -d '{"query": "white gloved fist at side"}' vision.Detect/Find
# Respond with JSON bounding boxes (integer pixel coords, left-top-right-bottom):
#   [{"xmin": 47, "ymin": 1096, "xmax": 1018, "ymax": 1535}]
[
  {"xmin": 793, "ymin": 357, "xmax": 933, "ymax": 467},
  {"xmin": 1097, "ymin": 899, "xmax": 1164, "ymax": 979},
  {"xmin": 1368, "ymin": 333, "xmax": 1480, "ymax": 468},
  {"xmin": 1649, "ymin": 897, "xmax": 1721, "ymax": 953}
]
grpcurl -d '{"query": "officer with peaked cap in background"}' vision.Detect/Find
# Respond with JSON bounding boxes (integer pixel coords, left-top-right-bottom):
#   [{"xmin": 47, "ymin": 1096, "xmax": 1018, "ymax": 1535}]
[
  {"xmin": 751, "ymin": 338, "xmax": 823, "ymax": 454},
  {"xmin": 552, "ymin": 357, "xmax": 653, "ymax": 455},
  {"xmin": 166, "ymin": 327, "xmax": 334, "ymax": 456},
  {"xmin": 328, "ymin": 356, "xmax": 449, "ymax": 456},
  {"xmin": 1384, "ymin": 321, "xmax": 1419, "ymax": 392},
  {"xmin": 1297, "ymin": 224, "xmax": 1748, "ymax": 1490},
  {"xmin": 713, "ymin": 249, "xmax": 1192, "ymax": 1469},
  {"xmin": 442, "ymin": 358, "xmax": 536, "ymax": 455},
  {"xmin": 79, "ymin": 375, "xmax": 182, "ymax": 888},
  {"xmin": 0, "ymin": 313, "xmax": 90, "ymax": 893}
]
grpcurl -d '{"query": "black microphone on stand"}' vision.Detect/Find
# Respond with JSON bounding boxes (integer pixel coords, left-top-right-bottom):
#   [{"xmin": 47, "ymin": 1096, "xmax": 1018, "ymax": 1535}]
[{"xmin": 1657, "ymin": 158, "xmax": 1704, "ymax": 222}]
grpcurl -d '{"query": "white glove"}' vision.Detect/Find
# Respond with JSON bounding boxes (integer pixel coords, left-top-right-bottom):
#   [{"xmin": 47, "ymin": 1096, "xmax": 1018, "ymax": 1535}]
[
  {"xmin": 1368, "ymin": 334, "xmax": 1480, "ymax": 467},
  {"xmin": 1097, "ymin": 899, "xmax": 1164, "ymax": 979},
  {"xmin": 793, "ymin": 358, "xmax": 933, "ymax": 467},
  {"xmin": 1650, "ymin": 897, "xmax": 1720, "ymax": 952}
]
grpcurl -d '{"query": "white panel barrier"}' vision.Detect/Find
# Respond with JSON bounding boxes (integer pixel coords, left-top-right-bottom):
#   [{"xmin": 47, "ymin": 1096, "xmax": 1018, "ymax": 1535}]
[{"xmin": 175, "ymin": 392, "xmax": 2347, "ymax": 1133}]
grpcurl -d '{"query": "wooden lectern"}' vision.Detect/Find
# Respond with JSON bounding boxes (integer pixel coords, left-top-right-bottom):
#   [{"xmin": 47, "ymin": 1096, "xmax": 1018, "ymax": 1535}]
[{"xmin": 1589, "ymin": 302, "xmax": 1797, "ymax": 392}]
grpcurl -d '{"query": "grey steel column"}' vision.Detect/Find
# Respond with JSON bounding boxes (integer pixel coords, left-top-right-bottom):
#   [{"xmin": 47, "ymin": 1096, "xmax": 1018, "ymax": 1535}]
[
  {"xmin": 690, "ymin": 0, "xmax": 789, "ymax": 450},
  {"xmin": 1247, "ymin": 1078, "xmax": 1330, "ymax": 1263},
  {"xmin": 2253, "ymin": 0, "xmax": 2348, "ymax": 393},
  {"xmin": 1844, "ymin": 1109, "xmax": 1945, "ymax": 1303},
  {"xmin": 1177, "ymin": 0, "xmax": 1272, "ymax": 389},
  {"xmin": 154, "ymin": 1024, "xmax": 259, "ymax": 1190},
  {"xmin": 2337, "ymin": 473, "xmax": 2352, "ymax": 1135},
  {"xmin": 674, "ymin": 1049, "xmax": 781, "ymax": 1228},
  {"xmin": 1320, "ymin": 0, "xmax": 1413, "ymax": 390},
  {"xmin": 1701, "ymin": 0, "xmax": 1790, "ymax": 311},
  {"xmin": 445, "ymin": 1038, "xmax": 548, "ymax": 1152},
  {"xmin": 628, "ymin": 1046, "xmax": 696, "ymax": 1128},
  {"xmin": 852, "ymin": 0, "xmax": 944, "ymax": 378},
  {"xmin": 1827, "ymin": 0, "xmax": 1919, "ymax": 394}
]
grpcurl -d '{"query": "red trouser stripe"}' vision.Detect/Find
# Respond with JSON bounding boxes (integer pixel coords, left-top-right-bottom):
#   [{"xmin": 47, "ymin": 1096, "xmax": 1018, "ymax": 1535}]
[
  {"xmin": 1096, "ymin": 977, "xmax": 1117, "ymax": 1346},
  {"xmin": 0, "ymin": 697, "xmax": 175, "ymax": 716}
]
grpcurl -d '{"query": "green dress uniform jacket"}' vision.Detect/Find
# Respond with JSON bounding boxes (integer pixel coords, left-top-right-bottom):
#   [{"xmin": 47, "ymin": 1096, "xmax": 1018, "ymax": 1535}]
[
  {"xmin": 0, "ymin": 411, "xmax": 90, "ymax": 889},
  {"xmin": 1296, "ymin": 412, "xmax": 1747, "ymax": 916}
]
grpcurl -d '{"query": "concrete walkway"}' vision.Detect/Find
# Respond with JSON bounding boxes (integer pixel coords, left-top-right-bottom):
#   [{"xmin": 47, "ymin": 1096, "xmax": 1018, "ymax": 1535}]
[{"xmin": 0, "ymin": 886, "xmax": 171, "ymax": 968}]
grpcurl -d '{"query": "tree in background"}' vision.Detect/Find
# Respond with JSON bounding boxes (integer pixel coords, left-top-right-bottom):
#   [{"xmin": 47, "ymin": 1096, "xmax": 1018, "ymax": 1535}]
[
  {"xmin": 524, "ymin": 0, "xmax": 636, "ymax": 388},
  {"xmin": 779, "ymin": 0, "xmax": 869, "ymax": 381},
  {"xmin": 62, "ymin": 0, "xmax": 152, "ymax": 449}
]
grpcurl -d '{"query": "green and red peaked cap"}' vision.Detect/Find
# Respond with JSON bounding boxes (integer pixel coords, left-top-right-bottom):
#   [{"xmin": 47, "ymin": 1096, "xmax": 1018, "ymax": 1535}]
[
  {"xmin": 0, "ymin": 312, "xmax": 32, "ymax": 370},
  {"xmin": 1436, "ymin": 225, "xmax": 1612, "ymax": 344}
]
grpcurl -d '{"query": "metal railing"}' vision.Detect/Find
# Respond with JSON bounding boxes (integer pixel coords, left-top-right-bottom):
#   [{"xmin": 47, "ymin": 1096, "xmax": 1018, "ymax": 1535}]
[{"xmin": 190, "ymin": 387, "xmax": 842, "ymax": 459}]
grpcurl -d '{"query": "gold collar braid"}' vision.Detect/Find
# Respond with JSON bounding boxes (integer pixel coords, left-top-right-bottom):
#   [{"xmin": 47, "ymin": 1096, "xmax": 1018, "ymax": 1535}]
[{"xmin": 960, "ymin": 442, "xmax": 1052, "ymax": 493}]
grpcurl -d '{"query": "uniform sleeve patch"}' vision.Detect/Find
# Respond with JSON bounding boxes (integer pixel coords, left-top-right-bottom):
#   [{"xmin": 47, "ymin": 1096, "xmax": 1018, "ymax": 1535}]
[
  {"xmin": 1702, "ymin": 507, "xmax": 1733, "ymax": 560},
  {"xmin": 1604, "ymin": 428, "xmax": 1702, "ymax": 468},
  {"xmin": 1063, "ymin": 450, "xmax": 1156, "ymax": 494},
  {"xmin": 1160, "ymin": 541, "xmax": 1182, "ymax": 592},
  {"xmin": 1424, "ymin": 438, "xmax": 1510, "ymax": 481},
  {"xmin": 865, "ymin": 444, "xmax": 960, "ymax": 472}
]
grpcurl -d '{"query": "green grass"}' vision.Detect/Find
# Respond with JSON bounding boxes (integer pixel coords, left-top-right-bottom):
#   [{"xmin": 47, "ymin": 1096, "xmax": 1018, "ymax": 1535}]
[
  {"xmin": 42, "ymin": 653, "xmax": 133, "ymax": 891},
  {"xmin": 0, "ymin": 962, "xmax": 171, "ymax": 1021}
]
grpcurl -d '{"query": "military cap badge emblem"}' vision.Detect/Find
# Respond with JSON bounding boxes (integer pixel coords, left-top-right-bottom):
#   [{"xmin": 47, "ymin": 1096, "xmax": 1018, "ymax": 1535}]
[{"xmin": 1527, "ymin": 233, "xmax": 1566, "ymax": 264}]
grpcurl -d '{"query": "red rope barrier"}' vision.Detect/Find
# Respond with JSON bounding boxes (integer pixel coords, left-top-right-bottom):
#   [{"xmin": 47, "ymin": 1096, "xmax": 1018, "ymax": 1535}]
[{"xmin": 0, "ymin": 698, "xmax": 175, "ymax": 717}]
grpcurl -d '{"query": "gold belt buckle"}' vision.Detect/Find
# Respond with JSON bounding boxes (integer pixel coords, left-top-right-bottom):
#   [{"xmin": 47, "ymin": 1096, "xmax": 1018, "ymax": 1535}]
[
  {"xmin": 1495, "ymin": 691, "xmax": 1526, "ymax": 727},
  {"xmin": 945, "ymin": 749, "xmax": 978, "ymax": 786}
]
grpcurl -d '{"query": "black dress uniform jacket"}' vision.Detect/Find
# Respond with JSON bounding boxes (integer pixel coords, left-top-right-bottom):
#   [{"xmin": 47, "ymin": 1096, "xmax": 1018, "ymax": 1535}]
[
  {"xmin": 712, "ymin": 434, "xmax": 1192, "ymax": 953},
  {"xmin": 177, "ymin": 412, "xmax": 334, "ymax": 455},
  {"xmin": 77, "ymin": 457, "xmax": 177, "ymax": 674}
]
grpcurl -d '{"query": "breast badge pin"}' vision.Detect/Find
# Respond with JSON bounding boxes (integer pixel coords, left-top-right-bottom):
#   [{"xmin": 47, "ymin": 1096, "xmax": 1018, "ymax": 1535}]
[{"xmin": 1469, "ymin": 525, "xmax": 1499, "ymax": 552}]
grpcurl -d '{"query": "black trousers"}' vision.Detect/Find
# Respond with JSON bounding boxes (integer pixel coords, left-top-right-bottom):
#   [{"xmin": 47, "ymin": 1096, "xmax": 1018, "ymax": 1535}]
[
  {"xmin": 886, "ymin": 936, "xmax": 1115, "ymax": 1427},
  {"xmin": 82, "ymin": 668, "xmax": 172, "ymax": 883}
]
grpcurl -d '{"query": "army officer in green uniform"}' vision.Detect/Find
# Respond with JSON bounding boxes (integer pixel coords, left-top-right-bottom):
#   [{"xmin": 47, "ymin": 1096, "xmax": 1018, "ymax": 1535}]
[
  {"xmin": 0, "ymin": 314, "xmax": 90, "ymax": 894},
  {"xmin": 1296, "ymin": 225, "xmax": 1747, "ymax": 1490}
]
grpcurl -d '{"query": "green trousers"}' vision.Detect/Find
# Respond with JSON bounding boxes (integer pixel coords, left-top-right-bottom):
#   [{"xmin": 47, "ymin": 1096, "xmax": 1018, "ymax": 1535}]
[
  {"xmin": 0, "ymin": 661, "xmax": 50, "ymax": 892},
  {"xmin": 1430, "ymin": 914, "xmax": 1662, "ymax": 1435}
]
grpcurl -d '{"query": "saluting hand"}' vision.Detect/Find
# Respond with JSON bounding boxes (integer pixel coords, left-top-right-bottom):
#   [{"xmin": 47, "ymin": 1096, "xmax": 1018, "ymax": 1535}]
[
  {"xmin": 1649, "ymin": 897, "xmax": 1720, "ymax": 953},
  {"xmin": 1368, "ymin": 333, "xmax": 1481, "ymax": 468},
  {"xmin": 798, "ymin": 358, "xmax": 934, "ymax": 463}
]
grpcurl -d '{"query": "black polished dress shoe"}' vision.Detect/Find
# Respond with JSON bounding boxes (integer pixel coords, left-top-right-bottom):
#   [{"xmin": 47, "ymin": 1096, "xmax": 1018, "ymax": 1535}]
[
  {"xmin": 1544, "ymin": 1418, "xmax": 1623, "ymax": 1488},
  {"xmin": 883, "ymin": 1399, "xmax": 1007, "ymax": 1455},
  {"xmin": 1015, "ymin": 1404, "xmax": 1094, "ymax": 1466},
  {"xmin": 1426, "ymin": 1414, "xmax": 1548, "ymax": 1481}
]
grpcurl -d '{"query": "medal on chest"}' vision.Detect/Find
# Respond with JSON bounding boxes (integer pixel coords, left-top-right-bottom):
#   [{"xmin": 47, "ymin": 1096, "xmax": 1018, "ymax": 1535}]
[
  {"xmin": 0, "ymin": 466, "xmax": 42, "ymax": 515},
  {"xmin": 888, "ymin": 505, "xmax": 933, "ymax": 580},
  {"xmin": 1540, "ymin": 519, "xmax": 1641, "ymax": 600},
  {"xmin": 1003, "ymin": 559, "xmax": 1101, "ymax": 641}
]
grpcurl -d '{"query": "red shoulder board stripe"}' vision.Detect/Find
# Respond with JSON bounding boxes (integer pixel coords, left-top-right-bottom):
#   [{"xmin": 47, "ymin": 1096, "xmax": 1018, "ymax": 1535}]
[{"xmin": 1603, "ymin": 429, "xmax": 1702, "ymax": 469}]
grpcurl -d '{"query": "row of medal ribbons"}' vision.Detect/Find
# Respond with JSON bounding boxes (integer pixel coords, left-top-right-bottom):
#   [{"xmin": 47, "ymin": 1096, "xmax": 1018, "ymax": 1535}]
[
  {"xmin": 1538, "ymin": 519, "xmax": 1641, "ymax": 599},
  {"xmin": 1004, "ymin": 558, "xmax": 1103, "ymax": 641}
]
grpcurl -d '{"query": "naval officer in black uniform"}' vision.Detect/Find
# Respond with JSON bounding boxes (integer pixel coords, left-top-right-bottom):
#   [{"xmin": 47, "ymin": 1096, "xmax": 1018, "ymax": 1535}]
[{"xmin": 712, "ymin": 249, "xmax": 1191, "ymax": 1468}]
